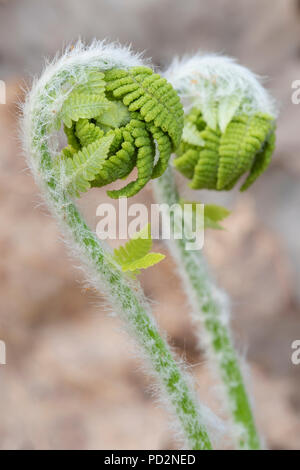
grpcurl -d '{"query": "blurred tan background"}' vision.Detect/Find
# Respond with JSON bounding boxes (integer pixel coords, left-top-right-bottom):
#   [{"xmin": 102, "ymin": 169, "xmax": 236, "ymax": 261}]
[{"xmin": 0, "ymin": 0, "xmax": 300, "ymax": 450}]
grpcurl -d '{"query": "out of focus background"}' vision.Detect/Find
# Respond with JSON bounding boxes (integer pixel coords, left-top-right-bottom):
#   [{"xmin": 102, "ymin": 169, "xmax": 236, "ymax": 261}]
[{"xmin": 0, "ymin": 0, "xmax": 300, "ymax": 450}]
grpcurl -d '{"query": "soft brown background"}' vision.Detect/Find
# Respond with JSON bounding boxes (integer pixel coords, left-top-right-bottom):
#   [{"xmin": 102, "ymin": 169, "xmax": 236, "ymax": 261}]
[{"xmin": 0, "ymin": 0, "xmax": 300, "ymax": 450}]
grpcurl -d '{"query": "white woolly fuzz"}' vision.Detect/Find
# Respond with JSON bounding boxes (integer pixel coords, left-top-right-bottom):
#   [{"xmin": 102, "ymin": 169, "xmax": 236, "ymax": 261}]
[
  {"xmin": 21, "ymin": 39, "xmax": 148, "ymax": 177},
  {"xmin": 164, "ymin": 53, "xmax": 278, "ymax": 131},
  {"xmin": 153, "ymin": 168, "xmax": 261, "ymax": 449}
]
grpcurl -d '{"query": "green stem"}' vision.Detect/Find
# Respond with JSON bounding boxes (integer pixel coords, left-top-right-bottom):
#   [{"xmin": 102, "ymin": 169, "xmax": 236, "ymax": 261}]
[
  {"xmin": 153, "ymin": 167, "xmax": 261, "ymax": 450},
  {"xmin": 24, "ymin": 91, "xmax": 213, "ymax": 451}
]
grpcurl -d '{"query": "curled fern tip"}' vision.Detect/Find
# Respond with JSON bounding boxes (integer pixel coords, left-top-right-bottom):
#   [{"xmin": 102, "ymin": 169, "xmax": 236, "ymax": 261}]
[
  {"xmin": 166, "ymin": 54, "xmax": 277, "ymax": 192},
  {"xmin": 55, "ymin": 64, "xmax": 184, "ymax": 199}
]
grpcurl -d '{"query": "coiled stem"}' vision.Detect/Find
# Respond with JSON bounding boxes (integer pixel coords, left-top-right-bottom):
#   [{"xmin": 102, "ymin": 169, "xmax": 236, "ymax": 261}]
[{"xmin": 22, "ymin": 41, "xmax": 213, "ymax": 450}]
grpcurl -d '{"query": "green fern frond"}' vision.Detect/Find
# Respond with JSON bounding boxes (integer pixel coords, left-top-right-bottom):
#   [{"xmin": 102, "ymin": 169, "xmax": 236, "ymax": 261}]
[
  {"xmin": 190, "ymin": 127, "xmax": 221, "ymax": 190},
  {"xmin": 58, "ymin": 66, "xmax": 183, "ymax": 199},
  {"xmin": 55, "ymin": 135, "xmax": 114, "ymax": 197},
  {"xmin": 105, "ymin": 67, "xmax": 184, "ymax": 149},
  {"xmin": 75, "ymin": 119, "xmax": 104, "ymax": 147},
  {"xmin": 173, "ymin": 148, "xmax": 200, "ymax": 180},
  {"xmin": 122, "ymin": 253, "xmax": 166, "ymax": 273},
  {"xmin": 61, "ymin": 93, "xmax": 110, "ymax": 128},
  {"xmin": 174, "ymin": 106, "xmax": 275, "ymax": 192},
  {"xmin": 218, "ymin": 112, "xmax": 274, "ymax": 189},
  {"xmin": 201, "ymin": 92, "xmax": 219, "ymax": 131},
  {"xmin": 113, "ymin": 224, "xmax": 165, "ymax": 274},
  {"xmin": 218, "ymin": 95, "xmax": 242, "ymax": 133},
  {"xmin": 96, "ymin": 100, "xmax": 131, "ymax": 129},
  {"xmin": 92, "ymin": 129, "xmax": 136, "ymax": 189},
  {"xmin": 64, "ymin": 122, "xmax": 81, "ymax": 150},
  {"xmin": 74, "ymin": 70, "xmax": 106, "ymax": 95},
  {"xmin": 180, "ymin": 199, "xmax": 231, "ymax": 230},
  {"xmin": 204, "ymin": 203, "xmax": 231, "ymax": 229},
  {"xmin": 107, "ymin": 118, "xmax": 154, "ymax": 198},
  {"xmin": 240, "ymin": 130, "xmax": 276, "ymax": 191},
  {"xmin": 182, "ymin": 121, "xmax": 205, "ymax": 147},
  {"xmin": 61, "ymin": 145, "xmax": 77, "ymax": 159}
]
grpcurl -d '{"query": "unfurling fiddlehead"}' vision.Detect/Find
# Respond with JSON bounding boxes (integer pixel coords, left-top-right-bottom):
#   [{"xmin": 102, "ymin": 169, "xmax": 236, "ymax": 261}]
[
  {"xmin": 153, "ymin": 54, "xmax": 278, "ymax": 450},
  {"xmin": 168, "ymin": 55, "xmax": 277, "ymax": 193},
  {"xmin": 175, "ymin": 108, "xmax": 275, "ymax": 191},
  {"xmin": 22, "ymin": 41, "xmax": 218, "ymax": 450},
  {"xmin": 55, "ymin": 64, "xmax": 183, "ymax": 199}
]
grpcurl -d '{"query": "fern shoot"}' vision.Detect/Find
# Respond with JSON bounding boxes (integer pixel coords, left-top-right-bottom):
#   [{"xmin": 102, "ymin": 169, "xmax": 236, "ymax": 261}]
[
  {"xmin": 153, "ymin": 53, "xmax": 278, "ymax": 450},
  {"xmin": 174, "ymin": 108, "xmax": 276, "ymax": 192},
  {"xmin": 167, "ymin": 54, "xmax": 277, "ymax": 193},
  {"xmin": 22, "ymin": 41, "xmax": 220, "ymax": 450}
]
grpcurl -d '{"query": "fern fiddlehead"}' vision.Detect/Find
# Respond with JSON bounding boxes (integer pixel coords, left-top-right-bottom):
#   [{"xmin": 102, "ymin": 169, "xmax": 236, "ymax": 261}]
[
  {"xmin": 174, "ymin": 108, "xmax": 276, "ymax": 192},
  {"xmin": 171, "ymin": 54, "xmax": 277, "ymax": 193},
  {"xmin": 22, "ymin": 41, "xmax": 218, "ymax": 450},
  {"xmin": 153, "ymin": 54, "xmax": 278, "ymax": 450},
  {"xmin": 55, "ymin": 63, "xmax": 183, "ymax": 199}
]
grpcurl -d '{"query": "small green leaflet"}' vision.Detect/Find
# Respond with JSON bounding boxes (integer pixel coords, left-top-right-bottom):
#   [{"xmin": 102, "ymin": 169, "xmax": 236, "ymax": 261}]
[
  {"xmin": 61, "ymin": 93, "xmax": 110, "ymax": 128},
  {"xmin": 74, "ymin": 70, "xmax": 106, "ymax": 95},
  {"xmin": 55, "ymin": 134, "xmax": 114, "ymax": 197},
  {"xmin": 96, "ymin": 101, "xmax": 131, "ymax": 129},
  {"xmin": 180, "ymin": 199, "xmax": 231, "ymax": 230},
  {"xmin": 204, "ymin": 203, "xmax": 231, "ymax": 229},
  {"xmin": 199, "ymin": 91, "xmax": 219, "ymax": 131},
  {"xmin": 113, "ymin": 224, "xmax": 165, "ymax": 274},
  {"xmin": 218, "ymin": 94, "xmax": 242, "ymax": 133},
  {"xmin": 182, "ymin": 121, "xmax": 205, "ymax": 146}
]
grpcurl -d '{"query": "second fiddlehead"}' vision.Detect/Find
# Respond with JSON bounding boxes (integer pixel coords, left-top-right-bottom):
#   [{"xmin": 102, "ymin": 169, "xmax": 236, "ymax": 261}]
[
  {"xmin": 169, "ymin": 54, "xmax": 277, "ymax": 193},
  {"xmin": 154, "ymin": 53, "xmax": 278, "ymax": 450},
  {"xmin": 175, "ymin": 108, "xmax": 275, "ymax": 191}
]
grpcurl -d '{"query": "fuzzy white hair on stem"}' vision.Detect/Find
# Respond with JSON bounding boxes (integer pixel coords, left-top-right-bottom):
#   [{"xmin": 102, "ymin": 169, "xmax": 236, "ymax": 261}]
[
  {"xmin": 20, "ymin": 40, "xmax": 222, "ymax": 450},
  {"xmin": 152, "ymin": 166, "xmax": 262, "ymax": 450}
]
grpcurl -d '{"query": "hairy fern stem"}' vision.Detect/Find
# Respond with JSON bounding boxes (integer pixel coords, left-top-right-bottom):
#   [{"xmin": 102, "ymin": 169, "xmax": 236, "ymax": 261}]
[
  {"xmin": 153, "ymin": 166, "xmax": 261, "ymax": 450},
  {"xmin": 22, "ymin": 42, "xmax": 214, "ymax": 450}
]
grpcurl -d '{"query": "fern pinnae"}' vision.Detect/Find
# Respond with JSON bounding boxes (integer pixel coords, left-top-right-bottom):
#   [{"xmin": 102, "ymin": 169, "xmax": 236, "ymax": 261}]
[
  {"xmin": 173, "ymin": 148, "xmax": 199, "ymax": 180},
  {"xmin": 61, "ymin": 92, "xmax": 110, "ymax": 128},
  {"xmin": 58, "ymin": 135, "xmax": 114, "ymax": 197},
  {"xmin": 217, "ymin": 112, "xmax": 275, "ymax": 190},
  {"xmin": 74, "ymin": 69, "xmax": 106, "ymax": 95},
  {"xmin": 190, "ymin": 126, "xmax": 221, "ymax": 190},
  {"xmin": 55, "ymin": 62, "xmax": 184, "ymax": 199},
  {"xmin": 113, "ymin": 224, "xmax": 165, "ymax": 274},
  {"xmin": 75, "ymin": 118, "xmax": 104, "ymax": 147},
  {"xmin": 241, "ymin": 130, "xmax": 276, "ymax": 191},
  {"xmin": 169, "ymin": 55, "xmax": 277, "ymax": 193},
  {"xmin": 182, "ymin": 120, "xmax": 205, "ymax": 147},
  {"xmin": 64, "ymin": 122, "xmax": 81, "ymax": 150}
]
